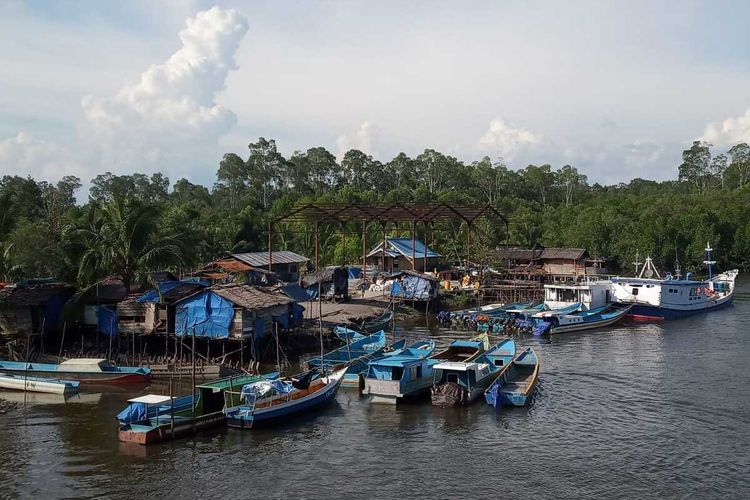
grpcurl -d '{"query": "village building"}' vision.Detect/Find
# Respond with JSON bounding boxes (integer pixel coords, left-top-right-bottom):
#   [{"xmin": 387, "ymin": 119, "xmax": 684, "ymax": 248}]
[
  {"xmin": 174, "ymin": 284, "xmax": 302, "ymax": 340},
  {"xmin": 0, "ymin": 281, "xmax": 75, "ymax": 337},
  {"xmin": 366, "ymin": 238, "xmax": 441, "ymax": 273}
]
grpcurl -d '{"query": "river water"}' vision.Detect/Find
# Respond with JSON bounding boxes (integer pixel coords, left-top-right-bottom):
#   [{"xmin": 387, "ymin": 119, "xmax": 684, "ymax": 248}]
[{"xmin": 2, "ymin": 283, "xmax": 750, "ymax": 499}]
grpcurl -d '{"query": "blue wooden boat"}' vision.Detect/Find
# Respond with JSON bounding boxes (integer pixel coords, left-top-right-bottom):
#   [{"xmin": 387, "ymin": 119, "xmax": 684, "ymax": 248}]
[
  {"xmin": 333, "ymin": 325, "xmax": 366, "ymax": 342},
  {"xmin": 362, "ymin": 340, "xmax": 437, "ymax": 404},
  {"xmin": 532, "ymin": 303, "xmax": 631, "ymax": 334},
  {"xmin": 306, "ymin": 331, "xmax": 403, "ymax": 388},
  {"xmin": 0, "ymin": 358, "xmax": 151, "ymax": 384},
  {"xmin": 360, "ymin": 309, "xmax": 394, "ymax": 333},
  {"xmin": 430, "ymin": 338, "xmax": 516, "ymax": 407},
  {"xmin": 429, "ymin": 333, "xmax": 490, "ymax": 363},
  {"xmin": 485, "ymin": 347, "xmax": 539, "ymax": 407},
  {"xmin": 224, "ymin": 367, "xmax": 348, "ymax": 429},
  {"xmin": 117, "ymin": 371, "xmax": 278, "ymax": 445}
]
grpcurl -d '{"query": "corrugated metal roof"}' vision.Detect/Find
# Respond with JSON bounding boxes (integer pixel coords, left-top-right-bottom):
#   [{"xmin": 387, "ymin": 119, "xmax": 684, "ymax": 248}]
[
  {"xmin": 366, "ymin": 238, "xmax": 440, "ymax": 259},
  {"xmin": 210, "ymin": 284, "xmax": 294, "ymax": 310},
  {"xmin": 231, "ymin": 251, "xmax": 310, "ymax": 267}
]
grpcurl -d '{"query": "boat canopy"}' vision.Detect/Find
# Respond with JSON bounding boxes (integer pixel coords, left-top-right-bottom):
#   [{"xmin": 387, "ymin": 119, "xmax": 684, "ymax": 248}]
[
  {"xmin": 127, "ymin": 394, "xmax": 173, "ymax": 405},
  {"xmin": 240, "ymin": 379, "xmax": 293, "ymax": 403},
  {"xmin": 369, "ymin": 355, "xmax": 427, "ymax": 368},
  {"xmin": 433, "ymin": 361, "xmax": 479, "ymax": 372},
  {"xmin": 59, "ymin": 358, "xmax": 110, "ymax": 371},
  {"xmin": 450, "ymin": 340, "xmax": 484, "ymax": 349}
]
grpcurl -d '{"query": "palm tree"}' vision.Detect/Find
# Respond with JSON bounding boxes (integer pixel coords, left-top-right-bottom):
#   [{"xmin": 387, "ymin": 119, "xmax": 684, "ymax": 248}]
[
  {"xmin": 67, "ymin": 197, "xmax": 183, "ymax": 294},
  {"xmin": 0, "ymin": 242, "xmax": 22, "ymax": 282}
]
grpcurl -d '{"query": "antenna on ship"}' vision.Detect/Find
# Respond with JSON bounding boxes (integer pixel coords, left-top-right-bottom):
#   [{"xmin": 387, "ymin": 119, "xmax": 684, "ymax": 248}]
[
  {"xmin": 674, "ymin": 243, "xmax": 682, "ymax": 280},
  {"xmin": 633, "ymin": 251, "xmax": 642, "ymax": 277},
  {"xmin": 704, "ymin": 242, "xmax": 716, "ymax": 280}
]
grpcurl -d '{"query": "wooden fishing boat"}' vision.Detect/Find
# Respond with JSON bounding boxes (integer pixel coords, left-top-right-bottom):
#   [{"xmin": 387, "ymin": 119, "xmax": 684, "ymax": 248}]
[
  {"xmin": 532, "ymin": 303, "xmax": 631, "ymax": 334},
  {"xmin": 116, "ymin": 371, "xmax": 278, "ymax": 445},
  {"xmin": 362, "ymin": 340, "xmax": 437, "ymax": 404},
  {"xmin": 485, "ymin": 347, "xmax": 539, "ymax": 407},
  {"xmin": 0, "ymin": 358, "xmax": 151, "ymax": 383},
  {"xmin": 306, "ymin": 331, "xmax": 400, "ymax": 388},
  {"xmin": 429, "ymin": 333, "xmax": 490, "ymax": 363},
  {"xmin": 360, "ymin": 309, "xmax": 394, "ymax": 333},
  {"xmin": 430, "ymin": 338, "xmax": 515, "ymax": 407},
  {"xmin": 224, "ymin": 367, "xmax": 347, "ymax": 429},
  {"xmin": 0, "ymin": 373, "xmax": 80, "ymax": 395},
  {"xmin": 333, "ymin": 325, "xmax": 366, "ymax": 342}
]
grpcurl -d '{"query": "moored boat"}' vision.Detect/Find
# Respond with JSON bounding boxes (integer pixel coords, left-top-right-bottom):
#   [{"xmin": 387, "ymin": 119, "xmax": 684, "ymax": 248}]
[
  {"xmin": 224, "ymin": 367, "xmax": 347, "ymax": 429},
  {"xmin": 532, "ymin": 303, "xmax": 631, "ymax": 334},
  {"xmin": 360, "ymin": 309, "xmax": 394, "ymax": 333},
  {"xmin": 0, "ymin": 373, "xmax": 80, "ymax": 395},
  {"xmin": 333, "ymin": 325, "xmax": 367, "ymax": 342},
  {"xmin": 306, "ymin": 331, "xmax": 400, "ymax": 388},
  {"xmin": 0, "ymin": 358, "xmax": 151, "ymax": 384},
  {"xmin": 362, "ymin": 340, "xmax": 437, "ymax": 404},
  {"xmin": 429, "ymin": 332, "xmax": 490, "ymax": 363},
  {"xmin": 116, "ymin": 371, "xmax": 278, "ymax": 445},
  {"xmin": 611, "ymin": 245, "xmax": 738, "ymax": 320},
  {"xmin": 485, "ymin": 347, "xmax": 539, "ymax": 407},
  {"xmin": 430, "ymin": 338, "xmax": 516, "ymax": 407}
]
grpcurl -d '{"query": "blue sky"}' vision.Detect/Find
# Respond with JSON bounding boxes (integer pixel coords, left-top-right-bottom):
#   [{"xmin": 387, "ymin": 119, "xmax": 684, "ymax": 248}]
[{"xmin": 2, "ymin": 0, "xmax": 750, "ymax": 192}]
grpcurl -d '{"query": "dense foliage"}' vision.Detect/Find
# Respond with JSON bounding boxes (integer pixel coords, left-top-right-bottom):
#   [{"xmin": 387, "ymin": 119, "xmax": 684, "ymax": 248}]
[{"xmin": 1, "ymin": 139, "xmax": 748, "ymax": 289}]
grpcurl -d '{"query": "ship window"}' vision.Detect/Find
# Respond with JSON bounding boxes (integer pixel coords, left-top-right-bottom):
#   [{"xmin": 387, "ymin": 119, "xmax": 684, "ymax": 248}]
[
  {"xmin": 447, "ymin": 373, "xmax": 458, "ymax": 384},
  {"xmin": 392, "ymin": 367, "xmax": 404, "ymax": 380},
  {"xmin": 494, "ymin": 359, "xmax": 505, "ymax": 367},
  {"xmin": 632, "ymin": 288, "xmax": 639, "ymax": 296}
]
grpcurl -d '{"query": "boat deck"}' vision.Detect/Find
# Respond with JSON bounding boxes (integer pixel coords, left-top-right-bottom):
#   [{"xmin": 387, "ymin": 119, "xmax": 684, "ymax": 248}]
[{"xmin": 504, "ymin": 371, "xmax": 535, "ymax": 391}]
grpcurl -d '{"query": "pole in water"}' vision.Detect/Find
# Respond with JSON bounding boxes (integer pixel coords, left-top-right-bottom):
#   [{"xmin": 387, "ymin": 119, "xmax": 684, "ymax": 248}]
[
  {"xmin": 275, "ymin": 321, "xmax": 281, "ymax": 374},
  {"xmin": 58, "ymin": 321, "xmax": 67, "ymax": 360},
  {"xmin": 318, "ymin": 282, "xmax": 324, "ymax": 374},
  {"xmin": 191, "ymin": 327, "xmax": 196, "ymax": 433}
]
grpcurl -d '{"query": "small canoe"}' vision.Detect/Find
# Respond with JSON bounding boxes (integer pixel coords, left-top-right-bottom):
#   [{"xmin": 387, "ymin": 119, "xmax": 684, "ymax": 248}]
[
  {"xmin": 333, "ymin": 325, "xmax": 367, "ymax": 342},
  {"xmin": 0, "ymin": 373, "xmax": 80, "ymax": 395},
  {"xmin": 485, "ymin": 347, "xmax": 539, "ymax": 407},
  {"xmin": 0, "ymin": 358, "xmax": 151, "ymax": 384},
  {"xmin": 307, "ymin": 331, "xmax": 397, "ymax": 388},
  {"xmin": 430, "ymin": 338, "xmax": 516, "ymax": 407},
  {"xmin": 360, "ymin": 309, "xmax": 394, "ymax": 333},
  {"xmin": 224, "ymin": 367, "xmax": 347, "ymax": 429}
]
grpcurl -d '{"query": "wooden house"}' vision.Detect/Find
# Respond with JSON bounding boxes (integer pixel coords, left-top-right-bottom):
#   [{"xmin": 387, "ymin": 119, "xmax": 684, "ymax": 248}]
[
  {"xmin": 366, "ymin": 238, "xmax": 441, "ymax": 273},
  {"xmin": 174, "ymin": 284, "xmax": 297, "ymax": 340},
  {"xmin": 0, "ymin": 282, "xmax": 74, "ymax": 337}
]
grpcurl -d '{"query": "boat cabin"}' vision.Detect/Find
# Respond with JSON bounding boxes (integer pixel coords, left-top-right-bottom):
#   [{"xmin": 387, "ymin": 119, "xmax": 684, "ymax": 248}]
[
  {"xmin": 432, "ymin": 361, "xmax": 492, "ymax": 389},
  {"xmin": 543, "ymin": 280, "xmax": 613, "ymax": 311}
]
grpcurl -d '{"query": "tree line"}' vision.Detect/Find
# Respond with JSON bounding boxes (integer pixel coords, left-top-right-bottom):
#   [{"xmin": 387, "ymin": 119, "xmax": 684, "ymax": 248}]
[{"xmin": 1, "ymin": 138, "xmax": 749, "ymax": 292}]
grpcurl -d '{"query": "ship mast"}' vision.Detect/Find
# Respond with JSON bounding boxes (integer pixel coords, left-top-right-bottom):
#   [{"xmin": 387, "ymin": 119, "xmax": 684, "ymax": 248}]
[{"xmin": 703, "ymin": 242, "xmax": 716, "ymax": 280}]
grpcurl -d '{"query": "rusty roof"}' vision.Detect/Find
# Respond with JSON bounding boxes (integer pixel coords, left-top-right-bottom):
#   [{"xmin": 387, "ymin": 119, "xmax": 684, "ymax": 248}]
[
  {"xmin": 210, "ymin": 284, "xmax": 294, "ymax": 310},
  {"xmin": 493, "ymin": 246, "xmax": 544, "ymax": 261},
  {"xmin": 0, "ymin": 283, "xmax": 75, "ymax": 307}
]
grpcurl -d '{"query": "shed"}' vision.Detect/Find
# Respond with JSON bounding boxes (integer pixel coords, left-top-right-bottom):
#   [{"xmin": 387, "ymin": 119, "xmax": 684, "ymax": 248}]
[
  {"xmin": 231, "ymin": 251, "xmax": 310, "ymax": 282},
  {"xmin": 366, "ymin": 238, "xmax": 441, "ymax": 273},
  {"xmin": 385, "ymin": 270, "xmax": 439, "ymax": 302},
  {"xmin": 0, "ymin": 283, "xmax": 75, "ymax": 336},
  {"xmin": 538, "ymin": 248, "xmax": 588, "ymax": 276},
  {"xmin": 174, "ymin": 284, "xmax": 298, "ymax": 339},
  {"xmin": 134, "ymin": 280, "xmax": 208, "ymax": 334},
  {"xmin": 300, "ymin": 266, "xmax": 349, "ymax": 300}
]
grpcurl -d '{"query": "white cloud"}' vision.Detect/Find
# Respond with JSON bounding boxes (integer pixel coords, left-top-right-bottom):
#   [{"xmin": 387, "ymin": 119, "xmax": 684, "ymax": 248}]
[
  {"xmin": 701, "ymin": 108, "xmax": 750, "ymax": 146},
  {"xmin": 0, "ymin": 6, "xmax": 248, "ymax": 188},
  {"xmin": 0, "ymin": 132, "xmax": 85, "ymax": 180},
  {"xmin": 476, "ymin": 118, "xmax": 542, "ymax": 159},
  {"xmin": 335, "ymin": 121, "xmax": 379, "ymax": 161}
]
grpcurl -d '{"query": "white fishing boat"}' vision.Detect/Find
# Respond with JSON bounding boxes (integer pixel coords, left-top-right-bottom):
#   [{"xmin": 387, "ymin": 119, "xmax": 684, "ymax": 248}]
[
  {"xmin": 0, "ymin": 373, "xmax": 80, "ymax": 395},
  {"xmin": 611, "ymin": 244, "xmax": 738, "ymax": 320}
]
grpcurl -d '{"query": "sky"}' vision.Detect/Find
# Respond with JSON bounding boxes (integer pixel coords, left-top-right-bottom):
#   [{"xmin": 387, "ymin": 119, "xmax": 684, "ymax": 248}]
[{"xmin": 1, "ymin": 0, "xmax": 750, "ymax": 194}]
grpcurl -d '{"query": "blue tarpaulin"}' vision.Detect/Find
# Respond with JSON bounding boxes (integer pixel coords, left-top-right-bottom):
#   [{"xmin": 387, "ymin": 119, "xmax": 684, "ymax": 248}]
[
  {"xmin": 136, "ymin": 281, "xmax": 182, "ymax": 303},
  {"xmin": 281, "ymin": 284, "xmax": 315, "ymax": 302},
  {"xmin": 174, "ymin": 290, "xmax": 234, "ymax": 338},
  {"xmin": 390, "ymin": 273, "xmax": 436, "ymax": 300},
  {"xmin": 348, "ymin": 267, "xmax": 362, "ymax": 279},
  {"xmin": 97, "ymin": 306, "xmax": 118, "ymax": 337},
  {"xmin": 273, "ymin": 303, "xmax": 305, "ymax": 329}
]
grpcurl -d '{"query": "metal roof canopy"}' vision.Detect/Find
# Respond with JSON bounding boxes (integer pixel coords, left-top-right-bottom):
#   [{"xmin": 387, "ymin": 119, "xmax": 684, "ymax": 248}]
[{"xmin": 272, "ymin": 202, "xmax": 508, "ymax": 226}]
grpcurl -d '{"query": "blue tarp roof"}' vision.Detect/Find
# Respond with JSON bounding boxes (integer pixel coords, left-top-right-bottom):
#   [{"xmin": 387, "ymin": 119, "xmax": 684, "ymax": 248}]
[{"xmin": 281, "ymin": 284, "xmax": 315, "ymax": 302}]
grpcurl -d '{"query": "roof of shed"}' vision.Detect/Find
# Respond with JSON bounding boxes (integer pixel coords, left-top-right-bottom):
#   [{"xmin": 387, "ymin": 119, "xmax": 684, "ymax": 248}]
[
  {"xmin": 210, "ymin": 284, "xmax": 294, "ymax": 310},
  {"xmin": 539, "ymin": 247, "xmax": 587, "ymax": 260},
  {"xmin": 387, "ymin": 270, "xmax": 438, "ymax": 282},
  {"xmin": 0, "ymin": 283, "xmax": 75, "ymax": 307},
  {"xmin": 366, "ymin": 238, "xmax": 440, "ymax": 259},
  {"xmin": 231, "ymin": 251, "xmax": 310, "ymax": 267},
  {"xmin": 494, "ymin": 246, "xmax": 544, "ymax": 261},
  {"xmin": 300, "ymin": 267, "xmax": 348, "ymax": 287}
]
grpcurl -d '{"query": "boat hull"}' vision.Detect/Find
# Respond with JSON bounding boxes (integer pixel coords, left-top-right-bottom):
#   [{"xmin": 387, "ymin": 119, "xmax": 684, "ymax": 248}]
[
  {"xmin": 549, "ymin": 310, "xmax": 628, "ymax": 334},
  {"xmin": 627, "ymin": 297, "xmax": 733, "ymax": 320},
  {"xmin": 225, "ymin": 371, "xmax": 344, "ymax": 429},
  {"xmin": 0, "ymin": 369, "xmax": 150, "ymax": 384},
  {"xmin": 363, "ymin": 377, "xmax": 432, "ymax": 404},
  {"xmin": 0, "ymin": 375, "xmax": 79, "ymax": 395},
  {"xmin": 118, "ymin": 412, "xmax": 226, "ymax": 445}
]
